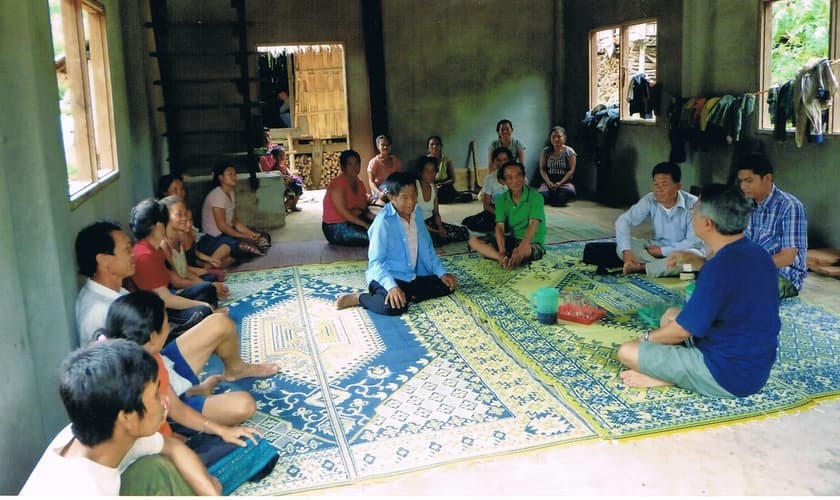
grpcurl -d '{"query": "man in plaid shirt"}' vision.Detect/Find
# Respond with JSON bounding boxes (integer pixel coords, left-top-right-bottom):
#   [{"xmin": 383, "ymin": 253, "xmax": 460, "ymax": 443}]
[
  {"xmin": 666, "ymin": 153, "xmax": 807, "ymax": 300},
  {"xmin": 737, "ymin": 153, "xmax": 807, "ymax": 298}
]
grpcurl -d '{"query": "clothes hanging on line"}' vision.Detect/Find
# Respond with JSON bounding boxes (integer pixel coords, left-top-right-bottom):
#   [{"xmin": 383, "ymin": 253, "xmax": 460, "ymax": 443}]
[
  {"xmin": 627, "ymin": 73, "xmax": 654, "ymax": 118},
  {"xmin": 666, "ymin": 93, "xmax": 756, "ymax": 162},
  {"xmin": 766, "ymin": 58, "xmax": 838, "ymax": 147}
]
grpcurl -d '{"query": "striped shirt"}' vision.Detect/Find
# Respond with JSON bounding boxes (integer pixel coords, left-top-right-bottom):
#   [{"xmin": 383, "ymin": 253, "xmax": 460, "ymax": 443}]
[{"xmin": 744, "ymin": 185, "xmax": 808, "ymax": 291}]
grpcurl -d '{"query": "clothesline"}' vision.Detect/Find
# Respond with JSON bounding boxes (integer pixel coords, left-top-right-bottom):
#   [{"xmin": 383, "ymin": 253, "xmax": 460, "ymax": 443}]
[{"xmin": 750, "ymin": 58, "xmax": 840, "ymax": 96}]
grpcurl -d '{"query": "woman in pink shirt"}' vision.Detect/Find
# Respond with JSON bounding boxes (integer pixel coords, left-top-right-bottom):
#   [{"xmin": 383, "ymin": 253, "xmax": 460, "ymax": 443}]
[
  {"xmin": 367, "ymin": 134, "xmax": 402, "ymax": 203},
  {"xmin": 322, "ymin": 150, "xmax": 375, "ymax": 246}
]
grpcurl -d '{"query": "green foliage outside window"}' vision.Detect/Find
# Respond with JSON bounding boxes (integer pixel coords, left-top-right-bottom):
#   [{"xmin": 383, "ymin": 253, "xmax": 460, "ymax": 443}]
[{"xmin": 770, "ymin": 0, "xmax": 829, "ymax": 86}]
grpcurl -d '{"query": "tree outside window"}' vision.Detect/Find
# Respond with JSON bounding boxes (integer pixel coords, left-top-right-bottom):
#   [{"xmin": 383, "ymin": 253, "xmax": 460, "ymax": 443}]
[{"xmin": 760, "ymin": 0, "xmax": 838, "ymax": 132}]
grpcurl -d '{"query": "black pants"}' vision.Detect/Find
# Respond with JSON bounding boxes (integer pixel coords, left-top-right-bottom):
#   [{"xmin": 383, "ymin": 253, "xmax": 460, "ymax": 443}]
[
  {"xmin": 167, "ymin": 282, "xmax": 216, "ymax": 341},
  {"xmin": 322, "ymin": 221, "xmax": 369, "ymax": 247},
  {"xmin": 359, "ymin": 276, "xmax": 452, "ymax": 315}
]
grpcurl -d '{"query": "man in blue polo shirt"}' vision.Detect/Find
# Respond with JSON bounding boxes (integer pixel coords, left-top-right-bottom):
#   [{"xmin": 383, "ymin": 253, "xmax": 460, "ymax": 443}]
[
  {"xmin": 738, "ymin": 152, "xmax": 808, "ymax": 298},
  {"xmin": 617, "ymin": 184, "xmax": 780, "ymax": 398}
]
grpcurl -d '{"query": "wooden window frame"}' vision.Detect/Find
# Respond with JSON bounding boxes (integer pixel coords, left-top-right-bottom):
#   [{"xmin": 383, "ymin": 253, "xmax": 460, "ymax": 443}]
[
  {"xmin": 588, "ymin": 19, "xmax": 658, "ymax": 124},
  {"xmin": 759, "ymin": 0, "xmax": 840, "ymax": 134},
  {"xmin": 53, "ymin": 0, "xmax": 118, "ymax": 201}
]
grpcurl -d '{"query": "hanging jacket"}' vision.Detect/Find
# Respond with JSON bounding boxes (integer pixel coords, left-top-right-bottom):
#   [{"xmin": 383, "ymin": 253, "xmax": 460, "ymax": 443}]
[
  {"xmin": 793, "ymin": 58, "xmax": 839, "ymax": 147},
  {"xmin": 732, "ymin": 93, "xmax": 756, "ymax": 143},
  {"xmin": 628, "ymin": 73, "xmax": 653, "ymax": 117},
  {"xmin": 770, "ymin": 80, "xmax": 795, "ymax": 141},
  {"xmin": 667, "ymin": 96, "xmax": 689, "ymax": 163},
  {"xmin": 699, "ymin": 96, "xmax": 721, "ymax": 131}
]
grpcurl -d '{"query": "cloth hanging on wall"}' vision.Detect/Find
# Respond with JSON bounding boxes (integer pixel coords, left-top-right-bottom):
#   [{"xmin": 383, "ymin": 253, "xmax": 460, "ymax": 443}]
[
  {"xmin": 666, "ymin": 93, "xmax": 757, "ymax": 162},
  {"xmin": 767, "ymin": 58, "xmax": 838, "ymax": 147}
]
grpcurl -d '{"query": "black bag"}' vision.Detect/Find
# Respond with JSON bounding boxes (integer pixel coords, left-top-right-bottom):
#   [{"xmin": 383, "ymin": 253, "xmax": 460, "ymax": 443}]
[
  {"xmin": 582, "ymin": 242, "xmax": 624, "ymax": 274},
  {"xmin": 462, "ymin": 210, "xmax": 495, "ymax": 233}
]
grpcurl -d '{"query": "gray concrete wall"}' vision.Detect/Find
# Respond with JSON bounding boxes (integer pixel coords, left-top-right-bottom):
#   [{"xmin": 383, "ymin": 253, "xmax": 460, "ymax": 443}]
[
  {"xmin": 381, "ymin": 0, "xmax": 559, "ymax": 181},
  {"xmin": 564, "ymin": 0, "xmax": 683, "ymax": 206},
  {"xmin": 247, "ymin": 0, "xmax": 375, "ymax": 174},
  {"xmin": 0, "ymin": 0, "xmax": 157, "ymax": 492},
  {"xmin": 565, "ymin": 0, "xmax": 839, "ymax": 248}
]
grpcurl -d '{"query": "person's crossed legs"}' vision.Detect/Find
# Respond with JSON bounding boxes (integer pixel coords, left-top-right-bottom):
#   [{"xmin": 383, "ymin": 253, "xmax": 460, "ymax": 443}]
[
  {"xmin": 616, "ymin": 338, "xmax": 734, "ymax": 397},
  {"xmin": 165, "ymin": 313, "xmax": 280, "ymax": 425}
]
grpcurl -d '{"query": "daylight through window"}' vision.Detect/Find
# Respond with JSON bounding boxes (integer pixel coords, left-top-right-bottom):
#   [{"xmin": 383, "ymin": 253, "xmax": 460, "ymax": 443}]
[
  {"xmin": 589, "ymin": 20, "xmax": 658, "ymax": 122},
  {"xmin": 49, "ymin": 0, "xmax": 118, "ymax": 199},
  {"xmin": 759, "ymin": 0, "xmax": 839, "ymax": 133}
]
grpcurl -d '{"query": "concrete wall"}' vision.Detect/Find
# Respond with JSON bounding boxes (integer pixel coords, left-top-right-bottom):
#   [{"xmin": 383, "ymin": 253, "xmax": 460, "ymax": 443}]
[
  {"xmin": 381, "ymin": 0, "xmax": 561, "ymax": 182},
  {"xmin": 681, "ymin": 0, "xmax": 840, "ymax": 248},
  {"xmin": 565, "ymin": 0, "xmax": 839, "ymax": 248},
  {"xmin": 564, "ymin": 0, "xmax": 683, "ymax": 206},
  {"xmin": 247, "ymin": 0, "xmax": 375, "ymax": 177},
  {"xmin": 0, "ymin": 0, "xmax": 157, "ymax": 492}
]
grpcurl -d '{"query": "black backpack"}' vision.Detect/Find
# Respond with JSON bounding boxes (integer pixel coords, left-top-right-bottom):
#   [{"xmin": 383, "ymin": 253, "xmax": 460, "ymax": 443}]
[{"xmin": 582, "ymin": 242, "xmax": 624, "ymax": 274}]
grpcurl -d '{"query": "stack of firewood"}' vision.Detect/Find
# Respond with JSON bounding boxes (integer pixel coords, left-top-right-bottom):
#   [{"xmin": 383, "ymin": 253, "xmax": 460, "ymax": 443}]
[
  {"xmin": 321, "ymin": 152, "xmax": 341, "ymax": 187},
  {"xmin": 295, "ymin": 155, "xmax": 313, "ymax": 188}
]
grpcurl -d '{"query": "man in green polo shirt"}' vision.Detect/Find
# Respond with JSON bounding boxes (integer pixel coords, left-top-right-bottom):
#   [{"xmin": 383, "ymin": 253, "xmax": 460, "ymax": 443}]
[{"xmin": 468, "ymin": 161, "xmax": 546, "ymax": 268}]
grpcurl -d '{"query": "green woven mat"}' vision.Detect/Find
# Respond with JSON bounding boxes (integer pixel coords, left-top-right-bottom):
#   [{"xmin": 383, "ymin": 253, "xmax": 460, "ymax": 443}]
[{"xmin": 445, "ymin": 240, "xmax": 840, "ymax": 438}]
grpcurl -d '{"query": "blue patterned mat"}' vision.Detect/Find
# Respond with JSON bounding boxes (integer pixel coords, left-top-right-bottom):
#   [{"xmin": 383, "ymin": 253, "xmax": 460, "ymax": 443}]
[
  {"xmin": 213, "ymin": 241, "xmax": 840, "ymax": 494},
  {"xmin": 218, "ymin": 261, "xmax": 596, "ymax": 495},
  {"xmin": 446, "ymin": 240, "xmax": 840, "ymax": 438}
]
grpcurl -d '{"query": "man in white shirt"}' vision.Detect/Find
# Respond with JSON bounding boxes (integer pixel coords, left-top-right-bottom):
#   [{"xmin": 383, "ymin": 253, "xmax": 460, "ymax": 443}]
[
  {"xmin": 74, "ymin": 220, "xmax": 278, "ymax": 426},
  {"xmin": 20, "ymin": 339, "xmax": 218, "ymax": 495},
  {"xmin": 75, "ymin": 221, "xmax": 133, "ymax": 345},
  {"xmin": 615, "ymin": 162, "xmax": 705, "ymax": 276}
]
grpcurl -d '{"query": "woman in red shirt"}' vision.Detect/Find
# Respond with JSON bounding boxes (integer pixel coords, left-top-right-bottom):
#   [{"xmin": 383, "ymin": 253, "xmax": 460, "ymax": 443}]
[{"xmin": 322, "ymin": 149, "xmax": 375, "ymax": 246}]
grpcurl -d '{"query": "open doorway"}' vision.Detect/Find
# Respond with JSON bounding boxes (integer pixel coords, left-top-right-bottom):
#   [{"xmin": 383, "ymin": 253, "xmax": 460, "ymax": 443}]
[{"xmin": 256, "ymin": 44, "xmax": 350, "ymax": 188}]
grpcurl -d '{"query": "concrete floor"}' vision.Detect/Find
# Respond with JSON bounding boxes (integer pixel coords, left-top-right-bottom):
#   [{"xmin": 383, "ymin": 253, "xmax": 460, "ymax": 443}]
[{"xmin": 255, "ymin": 191, "xmax": 840, "ymax": 496}]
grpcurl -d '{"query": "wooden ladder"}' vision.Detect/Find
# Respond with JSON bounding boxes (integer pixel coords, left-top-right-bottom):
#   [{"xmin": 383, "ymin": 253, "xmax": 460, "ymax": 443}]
[{"xmin": 146, "ymin": 0, "xmax": 260, "ymax": 185}]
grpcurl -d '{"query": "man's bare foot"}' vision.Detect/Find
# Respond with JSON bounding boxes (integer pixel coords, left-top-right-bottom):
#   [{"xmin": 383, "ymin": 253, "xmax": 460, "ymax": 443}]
[
  {"xmin": 622, "ymin": 261, "xmax": 645, "ymax": 274},
  {"xmin": 620, "ymin": 369, "xmax": 674, "ymax": 388},
  {"xmin": 185, "ymin": 374, "xmax": 223, "ymax": 397},
  {"xmin": 436, "ymin": 247, "xmax": 446, "ymax": 256},
  {"xmin": 224, "ymin": 362, "xmax": 279, "ymax": 382},
  {"xmin": 336, "ymin": 292, "xmax": 361, "ymax": 310}
]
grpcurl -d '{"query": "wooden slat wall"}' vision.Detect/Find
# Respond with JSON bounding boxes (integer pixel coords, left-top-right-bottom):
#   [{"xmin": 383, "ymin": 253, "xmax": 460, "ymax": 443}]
[{"xmin": 293, "ymin": 45, "xmax": 349, "ymax": 139}]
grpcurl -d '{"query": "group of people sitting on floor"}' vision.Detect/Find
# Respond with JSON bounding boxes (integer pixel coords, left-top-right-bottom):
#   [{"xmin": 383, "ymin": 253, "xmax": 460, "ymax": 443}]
[
  {"xmin": 22, "ymin": 162, "xmax": 282, "ymax": 495},
  {"xmin": 22, "ymin": 114, "xmax": 808, "ymax": 494},
  {"xmin": 334, "ymin": 158, "xmax": 549, "ymax": 316},
  {"xmin": 322, "ymin": 120, "xmax": 578, "ymax": 249},
  {"xmin": 336, "ymin": 148, "xmax": 807, "ymax": 404},
  {"xmin": 613, "ymin": 152, "xmax": 807, "ymax": 398}
]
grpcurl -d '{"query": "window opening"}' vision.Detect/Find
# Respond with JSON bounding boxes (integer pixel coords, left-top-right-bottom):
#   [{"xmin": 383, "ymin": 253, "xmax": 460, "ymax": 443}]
[{"xmin": 49, "ymin": 0, "xmax": 118, "ymax": 200}]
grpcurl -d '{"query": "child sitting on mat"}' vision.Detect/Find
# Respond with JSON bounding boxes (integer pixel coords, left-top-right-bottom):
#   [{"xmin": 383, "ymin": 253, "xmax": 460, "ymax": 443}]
[
  {"xmin": 335, "ymin": 171, "xmax": 459, "ymax": 315},
  {"xmin": 468, "ymin": 161, "xmax": 547, "ymax": 269}
]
